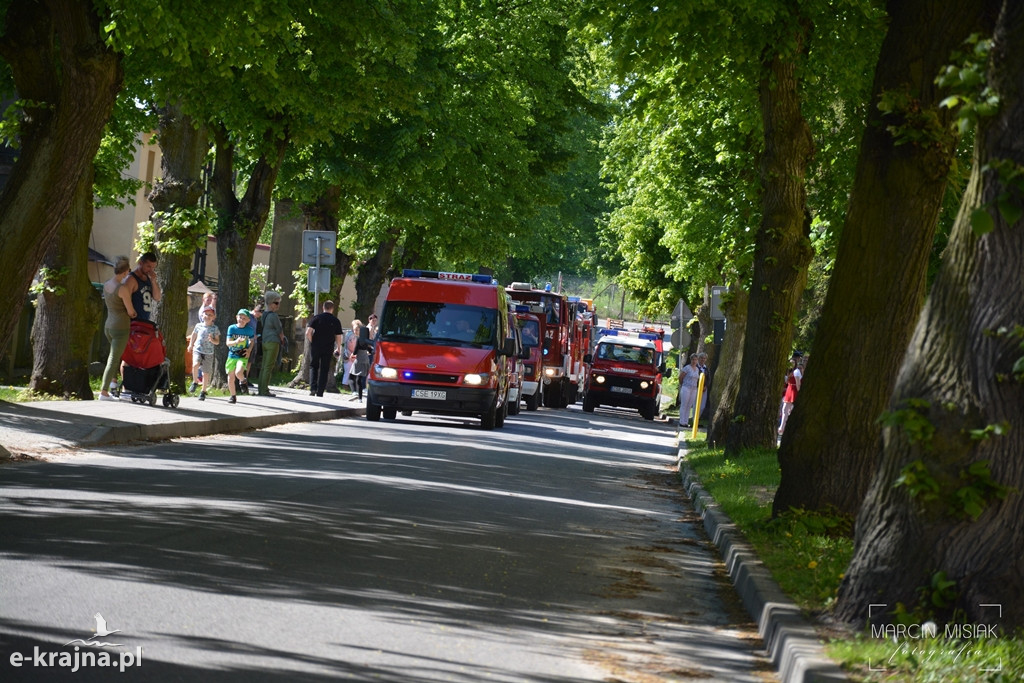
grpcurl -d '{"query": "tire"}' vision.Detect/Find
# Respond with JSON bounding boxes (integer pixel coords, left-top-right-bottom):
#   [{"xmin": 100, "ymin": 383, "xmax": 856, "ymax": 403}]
[
  {"xmin": 640, "ymin": 401, "xmax": 656, "ymax": 421},
  {"xmin": 480, "ymin": 402, "xmax": 497, "ymax": 430},
  {"xmin": 382, "ymin": 407, "xmax": 397, "ymax": 420},
  {"xmin": 495, "ymin": 400, "xmax": 507, "ymax": 428},
  {"xmin": 525, "ymin": 392, "xmax": 539, "ymax": 411},
  {"xmin": 367, "ymin": 403, "xmax": 382, "ymax": 421},
  {"xmin": 582, "ymin": 393, "xmax": 596, "ymax": 413},
  {"xmin": 507, "ymin": 394, "xmax": 520, "ymax": 415}
]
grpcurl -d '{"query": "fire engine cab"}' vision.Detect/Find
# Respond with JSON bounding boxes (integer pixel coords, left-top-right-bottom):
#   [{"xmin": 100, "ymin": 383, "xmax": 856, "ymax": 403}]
[
  {"xmin": 582, "ymin": 329, "xmax": 670, "ymax": 421},
  {"xmin": 367, "ymin": 270, "xmax": 515, "ymax": 429}
]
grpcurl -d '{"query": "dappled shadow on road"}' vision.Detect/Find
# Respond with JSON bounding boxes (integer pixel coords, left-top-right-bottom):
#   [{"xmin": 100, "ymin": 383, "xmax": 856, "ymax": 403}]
[{"xmin": 0, "ymin": 408, "xmax": 771, "ymax": 682}]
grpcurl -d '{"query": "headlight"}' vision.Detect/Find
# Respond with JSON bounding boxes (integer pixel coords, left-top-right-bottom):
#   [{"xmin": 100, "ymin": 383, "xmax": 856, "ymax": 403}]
[
  {"xmin": 595, "ymin": 375, "xmax": 606, "ymax": 384},
  {"xmin": 640, "ymin": 380, "xmax": 650, "ymax": 389},
  {"xmin": 375, "ymin": 365, "xmax": 398, "ymax": 379},
  {"xmin": 463, "ymin": 373, "xmax": 489, "ymax": 386},
  {"xmin": 544, "ymin": 367, "xmax": 556, "ymax": 377}
]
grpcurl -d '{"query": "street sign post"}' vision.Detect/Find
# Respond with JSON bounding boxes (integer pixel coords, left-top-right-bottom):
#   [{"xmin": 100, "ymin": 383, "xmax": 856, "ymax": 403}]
[{"xmin": 301, "ymin": 231, "xmax": 336, "ymax": 314}]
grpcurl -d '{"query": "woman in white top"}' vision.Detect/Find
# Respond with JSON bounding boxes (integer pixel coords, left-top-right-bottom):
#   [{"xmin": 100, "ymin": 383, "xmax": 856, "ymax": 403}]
[{"xmin": 679, "ymin": 353, "xmax": 703, "ymax": 427}]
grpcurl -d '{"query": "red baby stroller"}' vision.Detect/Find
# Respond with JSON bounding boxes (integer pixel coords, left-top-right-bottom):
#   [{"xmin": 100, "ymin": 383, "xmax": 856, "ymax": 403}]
[{"xmin": 116, "ymin": 319, "xmax": 180, "ymax": 408}]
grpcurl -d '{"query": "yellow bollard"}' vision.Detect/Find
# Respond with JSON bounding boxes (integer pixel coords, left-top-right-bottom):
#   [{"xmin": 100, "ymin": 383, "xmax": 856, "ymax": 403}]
[{"xmin": 690, "ymin": 371, "xmax": 705, "ymax": 439}]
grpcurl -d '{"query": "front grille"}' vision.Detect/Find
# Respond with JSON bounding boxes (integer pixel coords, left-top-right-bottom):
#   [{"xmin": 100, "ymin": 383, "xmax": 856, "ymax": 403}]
[{"xmin": 402, "ymin": 372, "xmax": 460, "ymax": 384}]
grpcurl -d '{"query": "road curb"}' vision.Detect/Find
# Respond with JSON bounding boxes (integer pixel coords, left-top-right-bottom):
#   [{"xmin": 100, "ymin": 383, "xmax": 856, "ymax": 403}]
[
  {"xmin": 677, "ymin": 448, "xmax": 848, "ymax": 683},
  {"xmin": 81, "ymin": 408, "xmax": 366, "ymax": 447}
]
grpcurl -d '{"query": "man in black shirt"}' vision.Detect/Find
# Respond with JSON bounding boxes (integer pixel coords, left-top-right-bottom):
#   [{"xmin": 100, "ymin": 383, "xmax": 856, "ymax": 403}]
[{"xmin": 305, "ymin": 300, "xmax": 343, "ymax": 396}]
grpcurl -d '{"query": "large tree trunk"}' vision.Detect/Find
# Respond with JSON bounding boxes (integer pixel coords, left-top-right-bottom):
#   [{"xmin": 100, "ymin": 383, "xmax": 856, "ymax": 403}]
[
  {"xmin": 0, "ymin": 0, "xmax": 121, "ymax": 359},
  {"xmin": 353, "ymin": 227, "xmax": 402, "ymax": 321},
  {"xmin": 150, "ymin": 106, "xmax": 209, "ymax": 393},
  {"xmin": 211, "ymin": 126, "xmax": 288, "ymax": 384},
  {"xmin": 773, "ymin": 0, "xmax": 1001, "ymax": 518},
  {"xmin": 836, "ymin": 1, "xmax": 1024, "ymax": 628},
  {"xmin": 723, "ymin": 33, "xmax": 815, "ymax": 454},
  {"xmin": 707, "ymin": 283, "xmax": 748, "ymax": 448},
  {"xmin": 28, "ymin": 168, "xmax": 102, "ymax": 399}
]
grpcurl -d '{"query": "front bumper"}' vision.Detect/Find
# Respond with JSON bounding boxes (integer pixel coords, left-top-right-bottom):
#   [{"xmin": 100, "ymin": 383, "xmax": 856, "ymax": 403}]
[{"xmin": 368, "ymin": 380, "xmax": 497, "ymax": 416}]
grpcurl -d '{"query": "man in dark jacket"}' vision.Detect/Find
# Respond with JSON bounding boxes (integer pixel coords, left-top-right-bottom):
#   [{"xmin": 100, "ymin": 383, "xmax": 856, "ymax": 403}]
[{"xmin": 305, "ymin": 300, "xmax": 343, "ymax": 397}]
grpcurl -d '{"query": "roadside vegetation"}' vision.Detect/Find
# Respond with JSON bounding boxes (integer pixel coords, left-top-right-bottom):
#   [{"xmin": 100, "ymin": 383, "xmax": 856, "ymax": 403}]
[{"xmin": 681, "ymin": 439, "xmax": 1023, "ymax": 682}]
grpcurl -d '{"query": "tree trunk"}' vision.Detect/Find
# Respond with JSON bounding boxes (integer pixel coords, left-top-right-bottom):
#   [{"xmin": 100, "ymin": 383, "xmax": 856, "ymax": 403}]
[
  {"xmin": 0, "ymin": 0, "xmax": 121, "ymax": 358},
  {"xmin": 707, "ymin": 284, "xmax": 748, "ymax": 448},
  {"xmin": 354, "ymin": 227, "xmax": 402, "ymax": 321},
  {"xmin": 723, "ymin": 34, "xmax": 815, "ymax": 455},
  {"xmin": 773, "ymin": 0, "xmax": 1001, "ymax": 518},
  {"xmin": 28, "ymin": 167, "xmax": 102, "ymax": 399},
  {"xmin": 211, "ymin": 126, "xmax": 288, "ymax": 385},
  {"xmin": 836, "ymin": 1, "xmax": 1024, "ymax": 628},
  {"xmin": 150, "ymin": 105, "xmax": 209, "ymax": 393}
]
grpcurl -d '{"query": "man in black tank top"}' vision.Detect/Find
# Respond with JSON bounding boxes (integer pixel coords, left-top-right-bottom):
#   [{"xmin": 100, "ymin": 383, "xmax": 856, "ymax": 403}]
[{"xmin": 122, "ymin": 252, "xmax": 162, "ymax": 321}]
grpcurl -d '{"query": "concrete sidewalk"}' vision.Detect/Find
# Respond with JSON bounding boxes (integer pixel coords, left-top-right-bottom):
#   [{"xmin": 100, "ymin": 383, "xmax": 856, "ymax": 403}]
[{"xmin": 0, "ymin": 385, "xmax": 365, "ymax": 458}]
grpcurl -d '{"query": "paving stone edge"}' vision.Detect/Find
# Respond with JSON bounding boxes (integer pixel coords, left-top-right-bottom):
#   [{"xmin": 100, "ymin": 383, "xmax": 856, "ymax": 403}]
[{"xmin": 676, "ymin": 448, "xmax": 849, "ymax": 683}]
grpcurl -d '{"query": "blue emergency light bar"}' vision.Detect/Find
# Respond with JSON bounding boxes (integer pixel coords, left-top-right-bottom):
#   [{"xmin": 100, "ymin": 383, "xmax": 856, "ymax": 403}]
[
  {"xmin": 567, "ymin": 296, "xmax": 580, "ymax": 302},
  {"xmin": 402, "ymin": 269, "xmax": 492, "ymax": 284},
  {"xmin": 597, "ymin": 328, "xmax": 660, "ymax": 341},
  {"xmin": 514, "ymin": 304, "xmax": 531, "ymax": 313}
]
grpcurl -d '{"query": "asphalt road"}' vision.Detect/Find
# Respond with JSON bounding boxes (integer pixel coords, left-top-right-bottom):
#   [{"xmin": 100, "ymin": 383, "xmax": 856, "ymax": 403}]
[{"xmin": 0, "ymin": 405, "xmax": 775, "ymax": 682}]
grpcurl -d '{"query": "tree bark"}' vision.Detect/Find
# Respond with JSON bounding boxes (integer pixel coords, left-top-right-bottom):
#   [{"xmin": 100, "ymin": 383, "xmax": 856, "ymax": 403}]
[
  {"xmin": 707, "ymin": 283, "xmax": 748, "ymax": 448},
  {"xmin": 0, "ymin": 0, "xmax": 121, "ymax": 359},
  {"xmin": 353, "ymin": 227, "xmax": 402, "ymax": 321},
  {"xmin": 211, "ymin": 125, "xmax": 288, "ymax": 385},
  {"xmin": 836, "ymin": 1, "xmax": 1024, "ymax": 628},
  {"xmin": 723, "ymin": 32, "xmax": 815, "ymax": 454},
  {"xmin": 150, "ymin": 105, "xmax": 209, "ymax": 393},
  {"xmin": 773, "ymin": 0, "xmax": 1002, "ymax": 518},
  {"xmin": 28, "ymin": 167, "xmax": 102, "ymax": 399}
]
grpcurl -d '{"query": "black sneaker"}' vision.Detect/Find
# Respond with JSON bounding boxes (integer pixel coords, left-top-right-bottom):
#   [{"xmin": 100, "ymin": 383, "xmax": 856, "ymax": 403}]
[
  {"xmin": 199, "ymin": 391, "xmax": 207, "ymax": 401},
  {"xmin": 229, "ymin": 395, "xmax": 236, "ymax": 404},
  {"xmin": 189, "ymin": 381, "xmax": 198, "ymax": 394}
]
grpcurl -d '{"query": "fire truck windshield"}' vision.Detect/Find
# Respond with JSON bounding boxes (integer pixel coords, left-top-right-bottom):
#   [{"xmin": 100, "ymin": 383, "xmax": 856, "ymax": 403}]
[
  {"xmin": 519, "ymin": 320, "xmax": 540, "ymax": 348},
  {"xmin": 380, "ymin": 302, "xmax": 498, "ymax": 346},
  {"xmin": 596, "ymin": 343, "xmax": 653, "ymax": 365}
]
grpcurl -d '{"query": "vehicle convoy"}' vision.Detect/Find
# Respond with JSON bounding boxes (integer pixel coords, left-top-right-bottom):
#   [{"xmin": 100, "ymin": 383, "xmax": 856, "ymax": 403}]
[
  {"xmin": 582, "ymin": 329, "xmax": 670, "ymax": 421},
  {"xmin": 367, "ymin": 270, "xmax": 515, "ymax": 429},
  {"xmin": 506, "ymin": 282, "xmax": 583, "ymax": 409}
]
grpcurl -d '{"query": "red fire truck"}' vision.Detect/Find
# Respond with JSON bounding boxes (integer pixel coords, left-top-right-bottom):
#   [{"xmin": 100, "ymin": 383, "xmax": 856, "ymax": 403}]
[
  {"xmin": 506, "ymin": 282, "xmax": 576, "ymax": 408},
  {"xmin": 513, "ymin": 307, "xmax": 544, "ymax": 411},
  {"xmin": 582, "ymin": 329, "xmax": 670, "ymax": 421},
  {"xmin": 368, "ymin": 270, "xmax": 515, "ymax": 429}
]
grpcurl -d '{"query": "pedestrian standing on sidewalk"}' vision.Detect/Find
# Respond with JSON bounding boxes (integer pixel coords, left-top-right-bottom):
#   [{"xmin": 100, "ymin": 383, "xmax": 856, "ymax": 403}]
[
  {"xmin": 99, "ymin": 256, "xmax": 132, "ymax": 400},
  {"xmin": 350, "ymin": 324, "xmax": 373, "ymax": 401},
  {"xmin": 306, "ymin": 300, "xmax": 343, "ymax": 397},
  {"xmin": 258, "ymin": 291, "xmax": 286, "ymax": 397},
  {"xmin": 187, "ymin": 307, "xmax": 220, "ymax": 401},
  {"xmin": 343, "ymin": 319, "xmax": 362, "ymax": 393},
  {"xmin": 778, "ymin": 352, "xmax": 803, "ymax": 436},
  {"xmin": 121, "ymin": 251, "xmax": 161, "ymax": 322},
  {"xmin": 679, "ymin": 353, "xmax": 701, "ymax": 428},
  {"xmin": 225, "ymin": 309, "xmax": 254, "ymax": 404}
]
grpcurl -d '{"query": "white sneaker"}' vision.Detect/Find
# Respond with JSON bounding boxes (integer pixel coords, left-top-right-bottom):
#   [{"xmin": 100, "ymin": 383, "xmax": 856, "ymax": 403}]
[{"xmin": 98, "ymin": 394, "xmax": 116, "ymax": 401}]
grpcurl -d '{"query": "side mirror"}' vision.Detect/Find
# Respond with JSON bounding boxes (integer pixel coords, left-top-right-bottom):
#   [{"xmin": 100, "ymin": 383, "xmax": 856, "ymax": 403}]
[
  {"xmin": 583, "ymin": 353, "xmax": 592, "ymax": 364},
  {"xmin": 501, "ymin": 337, "xmax": 516, "ymax": 356},
  {"xmin": 518, "ymin": 347, "xmax": 530, "ymax": 360}
]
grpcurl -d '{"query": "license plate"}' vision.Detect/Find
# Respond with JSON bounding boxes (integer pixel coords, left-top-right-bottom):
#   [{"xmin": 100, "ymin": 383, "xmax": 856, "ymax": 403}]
[
  {"xmin": 411, "ymin": 389, "xmax": 446, "ymax": 400},
  {"xmin": 611, "ymin": 386, "xmax": 632, "ymax": 394}
]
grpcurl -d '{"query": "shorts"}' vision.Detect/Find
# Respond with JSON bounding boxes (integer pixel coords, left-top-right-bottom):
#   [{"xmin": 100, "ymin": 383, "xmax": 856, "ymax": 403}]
[
  {"xmin": 193, "ymin": 351, "xmax": 215, "ymax": 380},
  {"xmin": 226, "ymin": 356, "xmax": 248, "ymax": 374}
]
